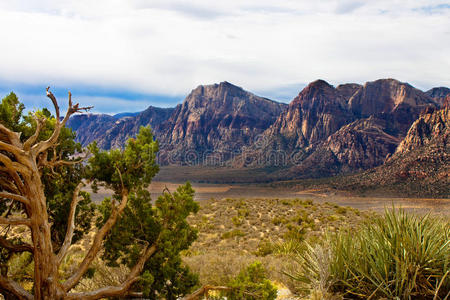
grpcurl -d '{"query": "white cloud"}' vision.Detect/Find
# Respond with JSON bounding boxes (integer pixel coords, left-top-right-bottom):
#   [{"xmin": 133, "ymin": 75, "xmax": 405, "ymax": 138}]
[{"xmin": 0, "ymin": 0, "xmax": 448, "ymax": 102}]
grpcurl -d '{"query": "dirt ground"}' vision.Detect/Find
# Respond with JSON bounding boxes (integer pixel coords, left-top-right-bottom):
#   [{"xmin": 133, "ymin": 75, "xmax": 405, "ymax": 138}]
[{"xmin": 87, "ymin": 180, "xmax": 450, "ymax": 216}]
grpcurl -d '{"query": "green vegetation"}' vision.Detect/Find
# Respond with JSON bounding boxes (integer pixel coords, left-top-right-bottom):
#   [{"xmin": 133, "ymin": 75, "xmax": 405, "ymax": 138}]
[
  {"xmin": 0, "ymin": 92, "xmax": 199, "ymax": 299},
  {"xmin": 227, "ymin": 261, "xmax": 278, "ymax": 300},
  {"xmin": 289, "ymin": 209, "xmax": 450, "ymax": 299}
]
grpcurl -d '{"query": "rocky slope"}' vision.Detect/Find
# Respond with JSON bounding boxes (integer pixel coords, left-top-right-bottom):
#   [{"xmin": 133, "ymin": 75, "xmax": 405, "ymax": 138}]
[
  {"xmin": 262, "ymin": 80, "xmax": 355, "ymax": 151},
  {"xmin": 67, "ymin": 106, "xmax": 174, "ymax": 149},
  {"xmin": 67, "ymin": 114, "xmax": 116, "ymax": 147},
  {"xmin": 284, "ymin": 117, "xmax": 401, "ymax": 178},
  {"xmin": 425, "ymin": 87, "xmax": 450, "ymax": 107},
  {"xmin": 157, "ymin": 81, "xmax": 287, "ymax": 163},
  {"xmin": 336, "ymin": 105, "xmax": 450, "ymax": 196},
  {"xmin": 245, "ymin": 79, "xmax": 436, "ymax": 176},
  {"xmin": 95, "ymin": 106, "xmax": 174, "ymax": 149},
  {"xmin": 67, "ymin": 79, "xmax": 446, "ymax": 183}
]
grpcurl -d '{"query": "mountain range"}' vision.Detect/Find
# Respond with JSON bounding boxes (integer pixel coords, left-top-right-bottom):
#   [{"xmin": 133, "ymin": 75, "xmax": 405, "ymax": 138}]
[{"xmin": 67, "ymin": 78, "xmax": 449, "ymax": 193}]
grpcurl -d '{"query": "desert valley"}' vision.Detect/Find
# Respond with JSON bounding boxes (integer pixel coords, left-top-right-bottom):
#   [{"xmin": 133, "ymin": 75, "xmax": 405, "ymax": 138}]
[{"xmin": 0, "ymin": 1, "xmax": 449, "ymax": 299}]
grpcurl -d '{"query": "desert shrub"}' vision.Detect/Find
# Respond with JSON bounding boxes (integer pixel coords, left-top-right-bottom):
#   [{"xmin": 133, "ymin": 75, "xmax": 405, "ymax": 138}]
[
  {"xmin": 334, "ymin": 206, "xmax": 347, "ymax": 215},
  {"xmin": 232, "ymin": 216, "xmax": 244, "ymax": 226},
  {"xmin": 254, "ymin": 240, "xmax": 274, "ymax": 257},
  {"xmin": 271, "ymin": 216, "xmax": 288, "ymax": 225},
  {"xmin": 284, "ymin": 224, "xmax": 306, "ymax": 241},
  {"xmin": 226, "ymin": 261, "xmax": 278, "ymax": 300},
  {"xmin": 272, "ymin": 239, "xmax": 305, "ymax": 256},
  {"xmin": 238, "ymin": 208, "xmax": 250, "ymax": 217},
  {"xmin": 290, "ymin": 209, "xmax": 450, "ymax": 299}
]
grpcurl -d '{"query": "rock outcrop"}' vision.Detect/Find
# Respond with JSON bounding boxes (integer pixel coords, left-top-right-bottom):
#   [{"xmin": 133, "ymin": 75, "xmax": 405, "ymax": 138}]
[
  {"xmin": 68, "ymin": 78, "xmax": 446, "ymax": 183},
  {"xmin": 157, "ymin": 81, "xmax": 287, "ymax": 163},
  {"xmin": 67, "ymin": 106, "xmax": 174, "ymax": 149},
  {"xmin": 336, "ymin": 106, "xmax": 450, "ymax": 196},
  {"xmin": 425, "ymin": 87, "xmax": 450, "ymax": 107},
  {"xmin": 262, "ymin": 80, "xmax": 355, "ymax": 152}
]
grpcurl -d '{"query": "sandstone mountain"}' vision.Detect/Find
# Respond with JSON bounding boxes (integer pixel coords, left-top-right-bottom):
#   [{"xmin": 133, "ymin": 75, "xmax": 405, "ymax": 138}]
[
  {"xmin": 425, "ymin": 87, "xmax": 450, "ymax": 107},
  {"xmin": 157, "ymin": 81, "xmax": 287, "ymax": 163},
  {"xmin": 67, "ymin": 106, "xmax": 174, "ymax": 149},
  {"xmin": 67, "ymin": 79, "xmax": 446, "ymax": 182},
  {"xmin": 336, "ymin": 105, "xmax": 450, "ymax": 197},
  {"xmin": 67, "ymin": 113, "xmax": 116, "ymax": 147},
  {"xmin": 246, "ymin": 79, "xmax": 436, "ymax": 177},
  {"xmin": 262, "ymin": 80, "xmax": 355, "ymax": 152}
]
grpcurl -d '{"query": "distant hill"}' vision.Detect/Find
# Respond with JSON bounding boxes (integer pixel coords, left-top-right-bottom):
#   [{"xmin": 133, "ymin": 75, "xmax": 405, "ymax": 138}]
[{"xmin": 113, "ymin": 112, "xmax": 140, "ymax": 119}]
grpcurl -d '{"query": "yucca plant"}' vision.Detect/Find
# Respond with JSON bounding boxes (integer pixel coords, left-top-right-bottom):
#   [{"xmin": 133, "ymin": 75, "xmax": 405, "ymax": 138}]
[{"xmin": 289, "ymin": 208, "xmax": 450, "ymax": 299}]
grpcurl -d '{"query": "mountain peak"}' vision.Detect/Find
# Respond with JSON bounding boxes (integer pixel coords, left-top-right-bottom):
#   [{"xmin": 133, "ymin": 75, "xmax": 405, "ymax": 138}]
[{"xmin": 308, "ymin": 79, "xmax": 333, "ymax": 89}]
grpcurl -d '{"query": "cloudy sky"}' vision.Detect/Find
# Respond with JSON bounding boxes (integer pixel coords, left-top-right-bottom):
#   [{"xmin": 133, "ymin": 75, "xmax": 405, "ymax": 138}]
[{"xmin": 0, "ymin": 0, "xmax": 449, "ymax": 113}]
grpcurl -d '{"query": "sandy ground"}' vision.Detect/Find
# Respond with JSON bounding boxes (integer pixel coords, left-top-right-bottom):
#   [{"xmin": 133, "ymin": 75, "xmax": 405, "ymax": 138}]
[{"xmin": 87, "ymin": 181, "xmax": 450, "ymax": 216}]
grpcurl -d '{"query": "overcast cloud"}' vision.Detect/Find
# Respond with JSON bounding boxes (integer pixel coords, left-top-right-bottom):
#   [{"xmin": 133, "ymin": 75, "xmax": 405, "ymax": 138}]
[{"xmin": 0, "ymin": 0, "xmax": 449, "ymax": 112}]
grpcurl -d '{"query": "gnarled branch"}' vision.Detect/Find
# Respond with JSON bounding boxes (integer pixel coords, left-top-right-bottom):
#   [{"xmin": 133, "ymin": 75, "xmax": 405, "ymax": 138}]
[
  {"xmin": 0, "ymin": 275, "xmax": 33, "ymax": 300},
  {"xmin": 65, "ymin": 243, "xmax": 157, "ymax": 300},
  {"xmin": 63, "ymin": 189, "xmax": 129, "ymax": 292},
  {"xmin": 33, "ymin": 88, "xmax": 93, "ymax": 155},
  {"xmin": 0, "ymin": 236, "xmax": 33, "ymax": 253},
  {"xmin": 56, "ymin": 182, "xmax": 83, "ymax": 265},
  {"xmin": 0, "ymin": 153, "xmax": 28, "ymax": 194},
  {"xmin": 0, "ymin": 191, "xmax": 29, "ymax": 206},
  {"xmin": 23, "ymin": 116, "xmax": 45, "ymax": 151},
  {"xmin": 0, "ymin": 123, "xmax": 22, "ymax": 148},
  {"xmin": 0, "ymin": 216, "xmax": 31, "ymax": 226}
]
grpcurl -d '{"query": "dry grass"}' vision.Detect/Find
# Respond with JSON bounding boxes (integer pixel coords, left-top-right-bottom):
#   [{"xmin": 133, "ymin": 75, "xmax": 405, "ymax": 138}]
[{"xmin": 183, "ymin": 197, "xmax": 372, "ymax": 295}]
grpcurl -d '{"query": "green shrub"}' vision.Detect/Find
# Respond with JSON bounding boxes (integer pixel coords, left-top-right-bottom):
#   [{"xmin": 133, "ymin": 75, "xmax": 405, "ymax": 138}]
[
  {"xmin": 289, "ymin": 208, "xmax": 450, "ymax": 299},
  {"xmin": 284, "ymin": 224, "xmax": 306, "ymax": 241},
  {"xmin": 254, "ymin": 240, "xmax": 274, "ymax": 257},
  {"xmin": 226, "ymin": 261, "xmax": 278, "ymax": 300},
  {"xmin": 334, "ymin": 206, "xmax": 347, "ymax": 215},
  {"xmin": 271, "ymin": 216, "xmax": 288, "ymax": 226},
  {"xmin": 232, "ymin": 216, "xmax": 244, "ymax": 226}
]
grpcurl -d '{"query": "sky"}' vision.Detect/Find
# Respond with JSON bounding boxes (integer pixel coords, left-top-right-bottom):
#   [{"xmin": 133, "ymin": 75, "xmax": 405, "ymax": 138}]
[{"xmin": 0, "ymin": 0, "xmax": 449, "ymax": 114}]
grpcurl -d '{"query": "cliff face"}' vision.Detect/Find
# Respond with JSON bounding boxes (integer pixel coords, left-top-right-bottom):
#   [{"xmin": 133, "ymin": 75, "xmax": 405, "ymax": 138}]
[
  {"xmin": 263, "ymin": 80, "xmax": 355, "ymax": 151},
  {"xmin": 348, "ymin": 79, "xmax": 436, "ymax": 135},
  {"xmin": 157, "ymin": 81, "xmax": 287, "ymax": 163},
  {"xmin": 425, "ymin": 87, "xmax": 450, "ymax": 107},
  {"xmin": 67, "ymin": 114, "xmax": 116, "ymax": 146},
  {"xmin": 338, "ymin": 106, "xmax": 450, "ymax": 196},
  {"xmin": 97, "ymin": 106, "xmax": 174, "ymax": 149},
  {"xmin": 67, "ymin": 79, "xmax": 446, "ymax": 183},
  {"xmin": 251, "ymin": 79, "xmax": 436, "ymax": 176},
  {"xmin": 67, "ymin": 106, "xmax": 174, "ymax": 149}
]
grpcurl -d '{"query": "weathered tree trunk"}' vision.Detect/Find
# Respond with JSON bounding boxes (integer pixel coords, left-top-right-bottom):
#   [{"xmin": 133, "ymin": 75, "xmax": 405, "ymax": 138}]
[{"xmin": 26, "ymin": 171, "xmax": 63, "ymax": 300}]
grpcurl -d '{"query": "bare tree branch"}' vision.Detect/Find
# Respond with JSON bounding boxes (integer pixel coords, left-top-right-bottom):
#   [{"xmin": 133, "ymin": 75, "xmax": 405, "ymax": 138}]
[
  {"xmin": 0, "ymin": 236, "xmax": 33, "ymax": 253},
  {"xmin": 0, "ymin": 123, "xmax": 22, "ymax": 148},
  {"xmin": 63, "ymin": 189, "xmax": 129, "ymax": 292},
  {"xmin": 65, "ymin": 244, "xmax": 157, "ymax": 300},
  {"xmin": 0, "ymin": 153, "xmax": 30, "ymax": 191},
  {"xmin": 0, "ymin": 141, "xmax": 24, "ymax": 158},
  {"xmin": 0, "ymin": 191, "xmax": 29, "ymax": 206},
  {"xmin": 0, "ymin": 275, "xmax": 33, "ymax": 300},
  {"xmin": 23, "ymin": 116, "xmax": 45, "ymax": 151},
  {"xmin": 56, "ymin": 182, "xmax": 83, "ymax": 265},
  {"xmin": 33, "ymin": 88, "xmax": 93, "ymax": 155},
  {"xmin": 46, "ymin": 86, "xmax": 60, "ymax": 121},
  {"xmin": 0, "ymin": 216, "xmax": 31, "ymax": 226}
]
